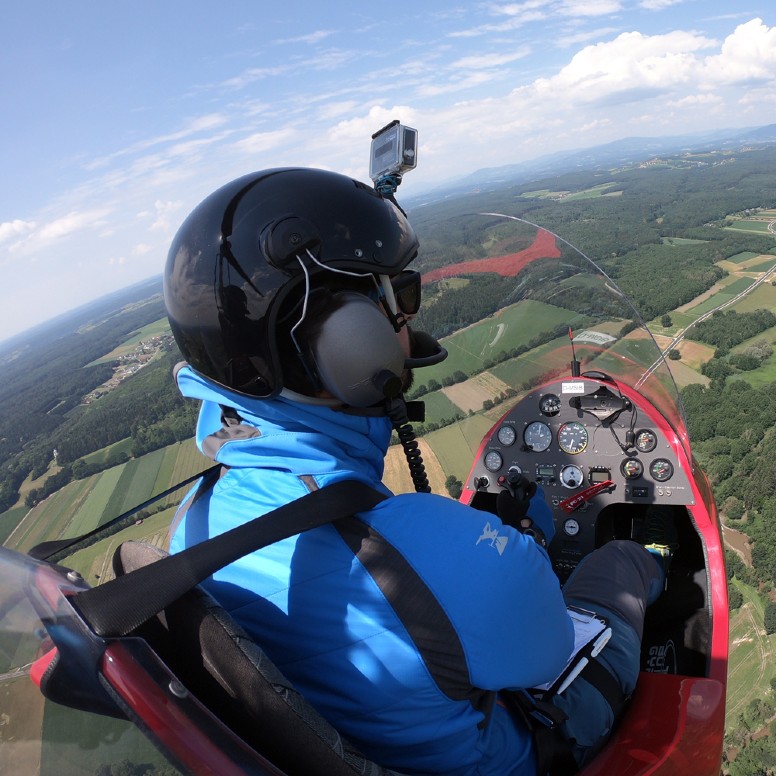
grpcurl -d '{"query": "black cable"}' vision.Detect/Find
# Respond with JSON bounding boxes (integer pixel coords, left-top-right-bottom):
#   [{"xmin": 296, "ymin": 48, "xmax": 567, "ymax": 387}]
[{"xmin": 385, "ymin": 396, "xmax": 431, "ymax": 493}]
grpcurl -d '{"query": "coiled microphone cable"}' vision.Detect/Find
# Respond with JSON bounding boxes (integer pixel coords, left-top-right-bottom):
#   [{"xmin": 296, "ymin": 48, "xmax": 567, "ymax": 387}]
[{"xmin": 385, "ymin": 395, "xmax": 431, "ymax": 493}]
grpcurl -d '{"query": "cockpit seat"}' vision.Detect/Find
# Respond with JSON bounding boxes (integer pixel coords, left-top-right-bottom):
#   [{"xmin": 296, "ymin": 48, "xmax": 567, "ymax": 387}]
[{"xmin": 113, "ymin": 540, "xmax": 405, "ymax": 776}]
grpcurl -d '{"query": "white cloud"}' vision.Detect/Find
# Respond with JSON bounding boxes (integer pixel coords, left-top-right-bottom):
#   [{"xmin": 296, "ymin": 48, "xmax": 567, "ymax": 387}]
[
  {"xmin": 557, "ymin": 0, "xmax": 622, "ymax": 17},
  {"xmin": 533, "ymin": 29, "xmax": 716, "ymax": 105},
  {"xmin": 449, "ymin": 11, "xmax": 546, "ymax": 38},
  {"xmin": 668, "ymin": 93, "xmax": 724, "ymax": 108},
  {"xmin": 0, "ymin": 219, "xmax": 35, "ymax": 244},
  {"xmin": 86, "ymin": 113, "xmax": 230, "ymax": 170},
  {"xmin": 701, "ymin": 18, "xmax": 776, "ymax": 86},
  {"xmin": 331, "ymin": 106, "xmax": 419, "ymax": 145},
  {"xmin": 452, "ymin": 49, "xmax": 531, "ymax": 69},
  {"xmin": 489, "ymin": 1, "xmax": 550, "ymax": 13},
  {"xmin": 37, "ymin": 208, "xmax": 112, "ymax": 242},
  {"xmin": 231, "ymin": 128, "xmax": 298, "ymax": 156},
  {"xmin": 555, "ymin": 26, "xmax": 620, "ymax": 48},
  {"xmin": 275, "ymin": 30, "xmax": 334, "ymax": 45},
  {"xmin": 149, "ymin": 200, "xmax": 184, "ymax": 233},
  {"xmin": 639, "ymin": 0, "xmax": 683, "ymax": 9},
  {"xmin": 417, "ymin": 71, "xmax": 507, "ymax": 97}
]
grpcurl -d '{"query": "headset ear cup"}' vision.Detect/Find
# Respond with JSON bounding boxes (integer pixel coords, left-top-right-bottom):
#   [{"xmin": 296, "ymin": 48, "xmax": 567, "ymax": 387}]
[{"xmin": 308, "ymin": 293, "xmax": 406, "ymax": 407}]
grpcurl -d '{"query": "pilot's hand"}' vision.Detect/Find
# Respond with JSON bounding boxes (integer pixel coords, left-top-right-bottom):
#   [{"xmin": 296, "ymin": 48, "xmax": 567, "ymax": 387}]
[{"xmin": 497, "ymin": 483, "xmax": 555, "ymax": 547}]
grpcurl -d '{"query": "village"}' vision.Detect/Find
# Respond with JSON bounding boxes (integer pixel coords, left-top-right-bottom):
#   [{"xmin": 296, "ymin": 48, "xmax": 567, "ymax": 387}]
[{"xmin": 81, "ymin": 332, "xmax": 176, "ymax": 404}]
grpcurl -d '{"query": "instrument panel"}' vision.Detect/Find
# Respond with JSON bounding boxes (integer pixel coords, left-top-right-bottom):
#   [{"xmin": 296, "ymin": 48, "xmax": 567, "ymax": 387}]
[{"xmin": 465, "ymin": 376, "xmax": 694, "ymax": 580}]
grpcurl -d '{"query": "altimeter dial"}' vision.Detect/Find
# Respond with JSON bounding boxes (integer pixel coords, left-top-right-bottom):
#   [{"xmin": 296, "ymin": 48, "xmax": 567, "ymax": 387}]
[{"xmin": 523, "ymin": 421, "xmax": 552, "ymax": 452}]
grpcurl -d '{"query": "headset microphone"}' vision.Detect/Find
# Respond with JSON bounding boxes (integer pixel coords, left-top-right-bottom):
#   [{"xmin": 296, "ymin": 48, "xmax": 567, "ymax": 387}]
[{"xmin": 404, "ymin": 329, "xmax": 447, "ymax": 369}]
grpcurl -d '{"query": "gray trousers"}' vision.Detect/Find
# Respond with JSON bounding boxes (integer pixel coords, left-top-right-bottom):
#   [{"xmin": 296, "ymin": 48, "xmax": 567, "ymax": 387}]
[{"xmin": 552, "ymin": 540, "xmax": 662, "ymax": 766}]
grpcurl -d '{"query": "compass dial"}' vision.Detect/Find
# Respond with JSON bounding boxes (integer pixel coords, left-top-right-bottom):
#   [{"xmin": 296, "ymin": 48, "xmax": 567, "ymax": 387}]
[{"xmin": 539, "ymin": 393, "xmax": 561, "ymax": 417}]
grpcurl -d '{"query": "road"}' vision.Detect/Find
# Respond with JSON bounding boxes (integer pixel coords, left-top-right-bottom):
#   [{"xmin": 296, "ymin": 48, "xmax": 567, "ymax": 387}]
[{"xmin": 635, "ymin": 258, "xmax": 776, "ymax": 390}]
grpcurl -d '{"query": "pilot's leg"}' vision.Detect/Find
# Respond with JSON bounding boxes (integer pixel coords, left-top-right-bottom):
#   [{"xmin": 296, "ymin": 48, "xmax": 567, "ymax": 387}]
[{"xmin": 552, "ymin": 540, "xmax": 662, "ymax": 767}]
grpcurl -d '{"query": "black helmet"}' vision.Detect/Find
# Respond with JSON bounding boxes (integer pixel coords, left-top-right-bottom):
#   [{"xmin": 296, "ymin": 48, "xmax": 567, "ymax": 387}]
[{"xmin": 164, "ymin": 168, "xmax": 419, "ymax": 398}]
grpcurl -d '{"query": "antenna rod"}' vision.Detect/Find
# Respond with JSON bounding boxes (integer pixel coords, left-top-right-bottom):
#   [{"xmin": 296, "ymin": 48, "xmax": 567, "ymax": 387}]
[{"xmin": 569, "ymin": 327, "xmax": 581, "ymax": 377}]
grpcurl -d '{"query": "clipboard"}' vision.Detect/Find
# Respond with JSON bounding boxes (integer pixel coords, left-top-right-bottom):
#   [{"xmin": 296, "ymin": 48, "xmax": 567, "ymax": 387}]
[{"xmin": 533, "ymin": 605, "xmax": 612, "ymax": 695}]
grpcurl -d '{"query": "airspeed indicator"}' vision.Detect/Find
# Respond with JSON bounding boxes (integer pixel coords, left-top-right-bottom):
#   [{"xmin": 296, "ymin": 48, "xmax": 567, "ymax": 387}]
[{"xmin": 558, "ymin": 422, "xmax": 588, "ymax": 455}]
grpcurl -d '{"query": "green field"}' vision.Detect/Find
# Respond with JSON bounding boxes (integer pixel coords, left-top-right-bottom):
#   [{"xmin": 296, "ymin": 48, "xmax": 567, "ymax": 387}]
[
  {"xmin": 491, "ymin": 335, "xmax": 570, "ymax": 386},
  {"xmin": 2, "ymin": 440, "xmax": 208, "ymax": 558},
  {"xmin": 661, "ymin": 237, "xmax": 707, "ymax": 245},
  {"xmin": 39, "ymin": 697, "xmax": 180, "ymax": 775},
  {"xmin": 726, "ymin": 580, "xmax": 776, "ymax": 729},
  {"xmin": 82, "ymin": 437, "xmax": 134, "ymax": 466},
  {"xmin": 422, "ymin": 390, "xmax": 463, "ymax": 425},
  {"xmin": 418, "ymin": 300, "xmax": 590, "ymax": 388},
  {"xmin": 748, "ymin": 257, "xmax": 776, "ymax": 272},
  {"xmin": 727, "ymin": 282, "xmax": 776, "ymax": 314},
  {"xmin": 726, "ymin": 251, "xmax": 762, "ymax": 264},
  {"xmin": 520, "ymin": 183, "xmax": 620, "ymax": 201},
  {"xmin": 684, "ymin": 277, "xmax": 755, "ymax": 317},
  {"xmin": 726, "ymin": 220, "xmax": 774, "ymax": 234},
  {"xmin": 425, "ymin": 414, "xmax": 495, "ymax": 484},
  {"xmin": 0, "ymin": 505, "xmax": 26, "ymax": 545}
]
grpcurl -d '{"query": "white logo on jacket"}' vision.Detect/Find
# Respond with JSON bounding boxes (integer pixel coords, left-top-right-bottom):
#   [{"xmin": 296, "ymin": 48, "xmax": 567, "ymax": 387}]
[{"xmin": 477, "ymin": 522, "xmax": 508, "ymax": 555}]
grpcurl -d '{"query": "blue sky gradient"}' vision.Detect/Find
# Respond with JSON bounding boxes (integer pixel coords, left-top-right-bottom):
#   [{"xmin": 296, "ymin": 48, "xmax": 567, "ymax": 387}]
[{"xmin": 1, "ymin": 1, "xmax": 775, "ymax": 339}]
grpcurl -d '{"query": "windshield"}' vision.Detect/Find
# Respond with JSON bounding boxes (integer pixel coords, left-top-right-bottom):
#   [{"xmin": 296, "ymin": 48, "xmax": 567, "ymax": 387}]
[
  {"xmin": 403, "ymin": 212, "xmax": 690, "ymax": 481},
  {"xmin": 0, "ymin": 548, "xmax": 182, "ymax": 775}
]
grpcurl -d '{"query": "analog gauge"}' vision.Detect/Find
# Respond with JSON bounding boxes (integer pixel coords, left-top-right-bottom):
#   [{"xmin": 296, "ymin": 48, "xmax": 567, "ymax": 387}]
[
  {"xmin": 539, "ymin": 393, "xmax": 561, "ymax": 417},
  {"xmin": 558, "ymin": 422, "xmax": 588, "ymax": 455},
  {"xmin": 620, "ymin": 458, "xmax": 644, "ymax": 480},
  {"xmin": 484, "ymin": 450, "xmax": 503, "ymax": 473},
  {"xmin": 649, "ymin": 458, "xmax": 674, "ymax": 482},
  {"xmin": 635, "ymin": 429, "xmax": 658, "ymax": 453},
  {"xmin": 559, "ymin": 464, "xmax": 584, "ymax": 489},
  {"xmin": 523, "ymin": 422, "xmax": 552, "ymax": 452},
  {"xmin": 563, "ymin": 518, "xmax": 580, "ymax": 537},
  {"xmin": 497, "ymin": 425, "xmax": 517, "ymax": 446}
]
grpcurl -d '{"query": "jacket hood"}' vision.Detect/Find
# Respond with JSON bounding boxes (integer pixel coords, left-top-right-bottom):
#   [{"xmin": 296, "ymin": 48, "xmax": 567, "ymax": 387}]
[{"xmin": 175, "ymin": 364, "xmax": 393, "ymax": 484}]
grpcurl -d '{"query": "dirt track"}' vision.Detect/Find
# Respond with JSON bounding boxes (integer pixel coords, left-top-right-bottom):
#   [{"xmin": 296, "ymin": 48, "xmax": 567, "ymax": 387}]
[{"xmin": 723, "ymin": 523, "xmax": 753, "ymax": 566}]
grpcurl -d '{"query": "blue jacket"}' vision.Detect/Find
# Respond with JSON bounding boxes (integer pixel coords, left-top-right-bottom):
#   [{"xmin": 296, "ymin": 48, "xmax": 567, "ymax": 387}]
[{"xmin": 170, "ymin": 365, "xmax": 574, "ymax": 775}]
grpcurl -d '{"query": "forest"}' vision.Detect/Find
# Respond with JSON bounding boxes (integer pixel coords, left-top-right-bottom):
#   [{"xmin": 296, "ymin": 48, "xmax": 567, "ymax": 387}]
[{"xmin": 692, "ymin": 308, "xmax": 776, "ymax": 350}]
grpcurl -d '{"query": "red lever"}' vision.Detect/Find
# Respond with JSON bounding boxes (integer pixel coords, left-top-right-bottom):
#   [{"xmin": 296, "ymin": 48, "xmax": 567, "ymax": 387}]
[{"xmin": 559, "ymin": 480, "xmax": 615, "ymax": 514}]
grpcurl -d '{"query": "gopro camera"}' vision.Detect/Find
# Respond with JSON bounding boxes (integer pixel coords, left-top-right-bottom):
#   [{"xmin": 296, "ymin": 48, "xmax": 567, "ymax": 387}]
[{"xmin": 369, "ymin": 120, "xmax": 418, "ymax": 183}]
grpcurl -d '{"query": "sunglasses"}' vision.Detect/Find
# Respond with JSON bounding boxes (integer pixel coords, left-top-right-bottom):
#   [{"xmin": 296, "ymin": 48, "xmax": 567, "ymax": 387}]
[{"xmin": 390, "ymin": 270, "xmax": 421, "ymax": 316}]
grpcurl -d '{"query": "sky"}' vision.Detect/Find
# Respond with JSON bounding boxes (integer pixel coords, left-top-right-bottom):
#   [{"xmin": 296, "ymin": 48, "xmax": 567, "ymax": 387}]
[{"xmin": 1, "ymin": 1, "xmax": 775, "ymax": 342}]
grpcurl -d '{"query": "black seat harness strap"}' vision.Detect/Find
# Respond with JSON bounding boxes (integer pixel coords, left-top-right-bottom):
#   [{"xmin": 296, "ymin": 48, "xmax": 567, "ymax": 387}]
[
  {"xmin": 73, "ymin": 478, "xmax": 388, "ymax": 638},
  {"xmin": 503, "ymin": 652, "xmax": 630, "ymax": 776},
  {"xmin": 503, "ymin": 690, "xmax": 578, "ymax": 776},
  {"xmin": 579, "ymin": 656, "xmax": 631, "ymax": 721}
]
